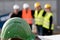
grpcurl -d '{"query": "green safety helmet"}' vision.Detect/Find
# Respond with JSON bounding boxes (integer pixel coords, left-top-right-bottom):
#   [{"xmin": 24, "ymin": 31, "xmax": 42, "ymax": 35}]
[{"xmin": 1, "ymin": 17, "xmax": 35, "ymax": 40}]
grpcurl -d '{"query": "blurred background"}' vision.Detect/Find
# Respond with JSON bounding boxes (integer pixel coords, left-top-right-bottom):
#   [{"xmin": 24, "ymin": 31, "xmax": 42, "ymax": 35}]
[{"xmin": 0, "ymin": 0, "xmax": 60, "ymax": 34}]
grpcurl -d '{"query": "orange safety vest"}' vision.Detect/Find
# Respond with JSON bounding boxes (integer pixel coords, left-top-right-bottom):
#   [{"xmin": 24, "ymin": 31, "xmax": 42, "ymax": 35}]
[{"xmin": 22, "ymin": 9, "xmax": 33, "ymax": 24}]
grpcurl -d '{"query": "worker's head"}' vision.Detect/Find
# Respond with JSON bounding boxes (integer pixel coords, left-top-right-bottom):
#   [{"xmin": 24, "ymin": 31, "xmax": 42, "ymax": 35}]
[
  {"xmin": 23, "ymin": 3, "xmax": 30, "ymax": 10},
  {"xmin": 13, "ymin": 4, "xmax": 20, "ymax": 14},
  {"xmin": 1, "ymin": 17, "xmax": 35, "ymax": 40},
  {"xmin": 34, "ymin": 2, "xmax": 41, "ymax": 10},
  {"xmin": 44, "ymin": 4, "xmax": 51, "ymax": 12}
]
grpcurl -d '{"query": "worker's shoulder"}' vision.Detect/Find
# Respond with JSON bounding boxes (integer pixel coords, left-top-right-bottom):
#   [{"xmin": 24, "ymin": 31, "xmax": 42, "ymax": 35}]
[
  {"xmin": 41, "ymin": 9, "xmax": 45, "ymax": 12},
  {"xmin": 9, "ymin": 12, "xmax": 14, "ymax": 15},
  {"xmin": 31, "ymin": 10, "xmax": 35, "ymax": 13},
  {"xmin": 18, "ymin": 10, "xmax": 22, "ymax": 13},
  {"xmin": 41, "ymin": 9, "xmax": 46, "ymax": 13},
  {"xmin": 18, "ymin": 11, "xmax": 22, "ymax": 17},
  {"xmin": 18, "ymin": 10, "xmax": 22, "ymax": 14}
]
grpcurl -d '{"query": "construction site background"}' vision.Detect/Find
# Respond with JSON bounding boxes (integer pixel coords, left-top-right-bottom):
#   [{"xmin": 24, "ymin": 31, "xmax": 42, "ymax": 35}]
[{"xmin": 0, "ymin": 0, "xmax": 60, "ymax": 34}]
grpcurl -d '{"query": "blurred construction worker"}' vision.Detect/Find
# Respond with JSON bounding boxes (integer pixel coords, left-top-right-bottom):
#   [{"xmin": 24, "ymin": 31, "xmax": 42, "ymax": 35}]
[
  {"xmin": 21, "ymin": 3, "xmax": 34, "ymax": 29},
  {"xmin": 34, "ymin": 2, "xmax": 46, "ymax": 35},
  {"xmin": 43, "ymin": 4, "xmax": 54, "ymax": 35},
  {"xmin": 9, "ymin": 4, "xmax": 22, "ymax": 18}
]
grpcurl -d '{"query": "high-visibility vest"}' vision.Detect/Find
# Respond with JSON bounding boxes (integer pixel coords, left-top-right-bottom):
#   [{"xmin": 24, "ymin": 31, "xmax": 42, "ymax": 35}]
[
  {"xmin": 43, "ymin": 12, "xmax": 54, "ymax": 30},
  {"xmin": 22, "ymin": 9, "xmax": 33, "ymax": 24},
  {"xmin": 34, "ymin": 9, "xmax": 44, "ymax": 25}
]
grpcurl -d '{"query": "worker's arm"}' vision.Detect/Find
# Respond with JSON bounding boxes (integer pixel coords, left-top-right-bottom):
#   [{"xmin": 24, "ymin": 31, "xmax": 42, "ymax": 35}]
[
  {"xmin": 31, "ymin": 10, "xmax": 34, "ymax": 18},
  {"xmin": 49, "ymin": 16, "xmax": 53, "ymax": 30},
  {"xmin": 18, "ymin": 11, "xmax": 22, "ymax": 18},
  {"xmin": 42, "ymin": 11, "xmax": 46, "ymax": 17},
  {"xmin": 9, "ymin": 13, "xmax": 13, "ymax": 18}
]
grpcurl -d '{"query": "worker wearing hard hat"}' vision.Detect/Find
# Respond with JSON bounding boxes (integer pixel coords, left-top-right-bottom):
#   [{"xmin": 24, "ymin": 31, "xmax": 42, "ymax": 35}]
[
  {"xmin": 9, "ymin": 4, "xmax": 22, "ymax": 18},
  {"xmin": 34, "ymin": 2, "xmax": 46, "ymax": 35},
  {"xmin": 43, "ymin": 4, "xmax": 54, "ymax": 35},
  {"xmin": 20, "ymin": 3, "xmax": 34, "ymax": 29}
]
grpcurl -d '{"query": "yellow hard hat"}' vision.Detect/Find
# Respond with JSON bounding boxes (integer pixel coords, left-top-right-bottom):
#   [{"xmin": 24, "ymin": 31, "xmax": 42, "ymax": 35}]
[
  {"xmin": 34, "ymin": 2, "xmax": 40, "ymax": 8},
  {"xmin": 44, "ymin": 4, "xmax": 51, "ymax": 8}
]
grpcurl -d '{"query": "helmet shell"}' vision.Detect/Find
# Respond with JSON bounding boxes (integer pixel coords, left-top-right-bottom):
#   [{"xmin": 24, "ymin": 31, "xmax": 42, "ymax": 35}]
[{"xmin": 1, "ymin": 17, "xmax": 35, "ymax": 40}]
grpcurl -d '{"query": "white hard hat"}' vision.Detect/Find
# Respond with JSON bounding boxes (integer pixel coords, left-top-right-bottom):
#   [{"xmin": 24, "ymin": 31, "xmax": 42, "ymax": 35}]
[
  {"xmin": 23, "ymin": 3, "xmax": 29, "ymax": 9},
  {"xmin": 13, "ymin": 4, "xmax": 19, "ymax": 9}
]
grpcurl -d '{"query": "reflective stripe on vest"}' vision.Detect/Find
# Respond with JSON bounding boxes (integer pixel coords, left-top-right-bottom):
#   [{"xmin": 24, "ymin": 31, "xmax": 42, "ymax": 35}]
[
  {"xmin": 22, "ymin": 9, "xmax": 33, "ymax": 24},
  {"xmin": 43, "ymin": 12, "xmax": 54, "ymax": 30},
  {"xmin": 34, "ymin": 9, "xmax": 44, "ymax": 25}
]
